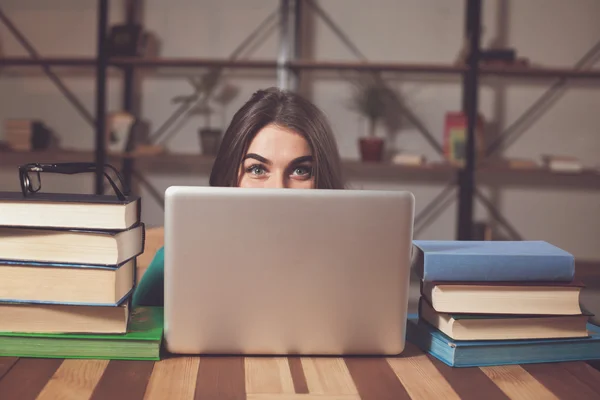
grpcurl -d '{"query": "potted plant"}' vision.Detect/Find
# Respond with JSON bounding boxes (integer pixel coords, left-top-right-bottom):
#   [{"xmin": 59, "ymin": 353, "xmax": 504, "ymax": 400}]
[
  {"xmin": 172, "ymin": 68, "xmax": 228, "ymax": 156},
  {"xmin": 187, "ymin": 100, "xmax": 221, "ymax": 156},
  {"xmin": 191, "ymin": 82, "xmax": 239, "ymax": 156},
  {"xmin": 349, "ymin": 75, "xmax": 400, "ymax": 162}
]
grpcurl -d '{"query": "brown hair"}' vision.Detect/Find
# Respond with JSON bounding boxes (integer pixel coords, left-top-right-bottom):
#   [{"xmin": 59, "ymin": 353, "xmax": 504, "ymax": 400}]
[{"xmin": 209, "ymin": 87, "xmax": 345, "ymax": 189}]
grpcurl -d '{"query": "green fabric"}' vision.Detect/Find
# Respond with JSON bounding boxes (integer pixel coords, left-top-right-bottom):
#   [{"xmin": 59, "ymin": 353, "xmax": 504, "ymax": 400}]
[{"xmin": 132, "ymin": 246, "xmax": 165, "ymax": 307}]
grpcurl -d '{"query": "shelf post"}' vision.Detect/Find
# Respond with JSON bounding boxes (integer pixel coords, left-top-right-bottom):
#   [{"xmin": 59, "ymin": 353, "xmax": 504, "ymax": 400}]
[
  {"xmin": 278, "ymin": 0, "xmax": 292, "ymax": 90},
  {"xmin": 95, "ymin": 0, "xmax": 109, "ymax": 195},
  {"xmin": 290, "ymin": 0, "xmax": 302, "ymax": 91},
  {"xmin": 122, "ymin": 0, "xmax": 141, "ymax": 192},
  {"xmin": 457, "ymin": 0, "xmax": 482, "ymax": 240}
]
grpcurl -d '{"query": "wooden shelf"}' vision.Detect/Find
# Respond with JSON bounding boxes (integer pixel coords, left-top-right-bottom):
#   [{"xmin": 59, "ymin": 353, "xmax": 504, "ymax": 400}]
[
  {"xmin": 0, "ymin": 57, "xmax": 463, "ymax": 73},
  {"xmin": 480, "ymin": 65, "xmax": 600, "ymax": 80},
  {"xmin": 0, "ymin": 149, "xmax": 455, "ymax": 181},
  {"xmin": 3, "ymin": 57, "xmax": 600, "ymax": 80},
  {"xmin": 131, "ymin": 152, "xmax": 458, "ymax": 182},
  {"xmin": 1, "ymin": 150, "xmax": 598, "ymax": 188},
  {"xmin": 0, "ymin": 150, "xmax": 104, "ymax": 166},
  {"xmin": 112, "ymin": 58, "xmax": 465, "ymax": 75},
  {"xmin": 109, "ymin": 57, "xmax": 278, "ymax": 69},
  {"xmin": 0, "ymin": 57, "xmax": 96, "ymax": 67},
  {"xmin": 478, "ymin": 163, "xmax": 600, "ymax": 177},
  {"xmin": 287, "ymin": 60, "xmax": 466, "ymax": 74},
  {"xmin": 0, "ymin": 57, "xmax": 276, "ymax": 70},
  {"xmin": 476, "ymin": 164, "xmax": 600, "ymax": 189},
  {"xmin": 341, "ymin": 159, "xmax": 457, "ymax": 182}
]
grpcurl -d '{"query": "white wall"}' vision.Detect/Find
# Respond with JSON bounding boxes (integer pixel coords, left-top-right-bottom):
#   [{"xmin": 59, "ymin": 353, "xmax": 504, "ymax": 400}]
[{"xmin": 1, "ymin": 0, "xmax": 599, "ymax": 260}]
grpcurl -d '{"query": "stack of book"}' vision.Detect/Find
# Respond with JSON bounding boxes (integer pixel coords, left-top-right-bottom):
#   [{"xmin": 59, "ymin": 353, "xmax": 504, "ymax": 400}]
[
  {"xmin": 407, "ymin": 240, "xmax": 600, "ymax": 367},
  {"xmin": 0, "ymin": 191, "xmax": 162, "ymax": 360},
  {"xmin": 3, "ymin": 119, "xmax": 53, "ymax": 151}
]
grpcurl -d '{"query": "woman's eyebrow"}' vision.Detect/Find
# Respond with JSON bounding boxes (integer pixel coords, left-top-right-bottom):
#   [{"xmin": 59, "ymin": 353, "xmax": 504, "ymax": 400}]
[
  {"xmin": 291, "ymin": 155, "xmax": 313, "ymax": 164},
  {"xmin": 244, "ymin": 153, "xmax": 270, "ymax": 164}
]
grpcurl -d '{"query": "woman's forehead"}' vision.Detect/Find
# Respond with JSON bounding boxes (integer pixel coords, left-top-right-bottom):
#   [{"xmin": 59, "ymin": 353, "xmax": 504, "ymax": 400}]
[{"xmin": 245, "ymin": 124, "xmax": 312, "ymax": 162}]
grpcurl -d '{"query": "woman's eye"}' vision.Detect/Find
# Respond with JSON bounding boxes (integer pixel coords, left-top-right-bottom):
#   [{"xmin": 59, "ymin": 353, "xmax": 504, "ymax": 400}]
[
  {"xmin": 246, "ymin": 165, "xmax": 266, "ymax": 176},
  {"xmin": 292, "ymin": 166, "xmax": 311, "ymax": 176}
]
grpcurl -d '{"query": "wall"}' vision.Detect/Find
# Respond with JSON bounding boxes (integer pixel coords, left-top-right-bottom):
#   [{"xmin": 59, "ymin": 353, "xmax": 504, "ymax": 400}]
[{"xmin": 0, "ymin": 0, "xmax": 599, "ymax": 260}]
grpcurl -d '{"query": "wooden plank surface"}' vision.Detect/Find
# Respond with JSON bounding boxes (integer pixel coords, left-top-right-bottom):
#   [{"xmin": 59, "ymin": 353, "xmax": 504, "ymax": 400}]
[
  {"xmin": 90, "ymin": 360, "xmax": 155, "ymax": 400},
  {"xmin": 0, "ymin": 357, "xmax": 17, "ymax": 380},
  {"xmin": 245, "ymin": 357, "xmax": 295, "ymax": 395},
  {"xmin": 287, "ymin": 357, "xmax": 309, "ymax": 394},
  {"xmin": 344, "ymin": 358, "xmax": 410, "ymax": 400},
  {"xmin": 387, "ymin": 343, "xmax": 461, "ymax": 399},
  {"xmin": 562, "ymin": 362, "xmax": 600, "ymax": 395},
  {"xmin": 0, "ymin": 358, "xmax": 63, "ymax": 400},
  {"xmin": 522, "ymin": 363, "xmax": 600, "ymax": 399},
  {"xmin": 0, "ymin": 353, "xmax": 598, "ymax": 399},
  {"xmin": 36, "ymin": 360, "xmax": 109, "ymax": 400},
  {"xmin": 194, "ymin": 356, "xmax": 246, "ymax": 400},
  {"xmin": 481, "ymin": 365, "xmax": 560, "ymax": 399},
  {"xmin": 424, "ymin": 354, "xmax": 510, "ymax": 400},
  {"xmin": 144, "ymin": 357, "xmax": 200, "ymax": 400},
  {"xmin": 301, "ymin": 357, "xmax": 358, "ymax": 396}
]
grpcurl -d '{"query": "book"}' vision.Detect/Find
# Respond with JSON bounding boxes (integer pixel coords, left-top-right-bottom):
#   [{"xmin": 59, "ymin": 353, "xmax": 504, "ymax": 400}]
[
  {"xmin": 0, "ymin": 223, "xmax": 145, "ymax": 266},
  {"xmin": 0, "ymin": 259, "xmax": 135, "ymax": 305},
  {"xmin": 541, "ymin": 154, "xmax": 583, "ymax": 173},
  {"xmin": 3, "ymin": 120, "xmax": 53, "ymax": 151},
  {"xmin": 406, "ymin": 314, "xmax": 600, "ymax": 367},
  {"xmin": 419, "ymin": 299, "xmax": 590, "ymax": 341},
  {"xmin": 443, "ymin": 111, "xmax": 485, "ymax": 166},
  {"xmin": 411, "ymin": 240, "xmax": 575, "ymax": 282},
  {"xmin": 0, "ymin": 306, "xmax": 163, "ymax": 360},
  {"xmin": 0, "ymin": 301, "xmax": 130, "ymax": 334},
  {"xmin": 0, "ymin": 192, "xmax": 141, "ymax": 230},
  {"xmin": 391, "ymin": 153, "xmax": 425, "ymax": 166},
  {"xmin": 421, "ymin": 280, "xmax": 583, "ymax": 315}
]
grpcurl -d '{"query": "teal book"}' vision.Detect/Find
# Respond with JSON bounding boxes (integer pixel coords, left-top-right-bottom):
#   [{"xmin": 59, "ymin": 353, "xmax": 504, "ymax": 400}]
[
  {"xmin": 0, "ymin": 306, "xmax": 163, "ymax": 360},
  {"xmin": 406, "ymin": 314, "xmax": 600, "ymax": 367},
  {"xmin": 411, "ymin": 240, "xmax": 574, "ymax": 282}
]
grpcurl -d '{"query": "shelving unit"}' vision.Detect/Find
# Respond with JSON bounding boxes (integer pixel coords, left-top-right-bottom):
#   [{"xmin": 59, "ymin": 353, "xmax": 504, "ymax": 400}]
[{"xmin": 1, "ymin": 0, "xmax": 599, "ymax": 241}]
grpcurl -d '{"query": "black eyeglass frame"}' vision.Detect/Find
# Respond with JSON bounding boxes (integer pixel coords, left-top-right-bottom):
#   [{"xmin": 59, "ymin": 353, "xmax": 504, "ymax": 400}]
[{"xmin": 18, "ymin": 162, "xmax": 130, "ymax": 201}]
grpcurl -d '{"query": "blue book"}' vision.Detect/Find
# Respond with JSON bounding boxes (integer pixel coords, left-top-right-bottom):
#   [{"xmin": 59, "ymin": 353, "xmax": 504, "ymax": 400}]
[
  {"xmin": 411, "ymin": 240, "xmax": 574, "ymax": 282},
  {"xmin": 406, "ymin": 314, "xmax": 600, "ymax": 367}
]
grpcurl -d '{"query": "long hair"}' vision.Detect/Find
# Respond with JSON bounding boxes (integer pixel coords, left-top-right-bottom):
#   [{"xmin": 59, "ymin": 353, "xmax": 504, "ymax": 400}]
[{"xmin": 209, "ymin": 87, "xmax": 345, "ymax": 189}]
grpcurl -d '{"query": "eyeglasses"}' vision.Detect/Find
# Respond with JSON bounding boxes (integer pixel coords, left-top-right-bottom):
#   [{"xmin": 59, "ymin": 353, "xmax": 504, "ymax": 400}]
[{"xmin": 19, "ymin": 162, "xmax": 130, "ymax": 201}]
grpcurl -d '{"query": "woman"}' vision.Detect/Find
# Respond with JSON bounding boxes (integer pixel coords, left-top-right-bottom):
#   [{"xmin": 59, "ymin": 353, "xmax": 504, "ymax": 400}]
[{"xmin": 133, "ymin": 87, "xmax": 345, "ymax": 306}]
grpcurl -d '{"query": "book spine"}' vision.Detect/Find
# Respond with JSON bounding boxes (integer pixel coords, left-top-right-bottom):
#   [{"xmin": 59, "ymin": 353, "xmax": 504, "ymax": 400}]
[{"xmin": 421, "ymin": 254, "xmax": 575, "ymax": 282}]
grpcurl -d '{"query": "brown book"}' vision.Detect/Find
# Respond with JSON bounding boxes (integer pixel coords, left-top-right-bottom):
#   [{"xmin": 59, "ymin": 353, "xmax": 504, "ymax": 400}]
[
  {"xmin": 419, "ymin": 298, "xmax": 590, "ymax": 341},
  {"xmin": 421, "ymin": 280, "xmax": 584, "ymax": 315},
  {"xmin": 0, "ymin": 192, "xmax": 141, "ymax": 230},
  {"xmin": 0, "ymin": 302, "xmax": 130, "ymax": 334},
  {"xmin": 0, "ymin": 224, "xmax": 145, "ymax": 266},
  {"xmin": 0, "ymin": 259, "xmax": 135, "ymax": 305}
]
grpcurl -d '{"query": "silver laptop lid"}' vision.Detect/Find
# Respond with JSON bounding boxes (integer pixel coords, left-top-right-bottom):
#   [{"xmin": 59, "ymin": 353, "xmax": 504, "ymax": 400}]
[{"xmin": 164, "ymin": 186, "xmax": 415, "ymax": 355}]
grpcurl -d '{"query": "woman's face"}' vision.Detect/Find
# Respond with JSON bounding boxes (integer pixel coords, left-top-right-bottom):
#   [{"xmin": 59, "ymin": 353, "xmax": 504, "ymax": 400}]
[{"xmin": 237, "ymin": 123, "xmax": 315, "ymax": 189}]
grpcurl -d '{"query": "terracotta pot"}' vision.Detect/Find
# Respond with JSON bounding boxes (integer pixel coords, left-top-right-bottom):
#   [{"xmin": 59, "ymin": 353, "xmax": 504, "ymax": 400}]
[
  {"xmin": 359, "ymin": 137, "xmax": 384, "ymax": 162},
  {"xmin": 198, "ymin": 128, "xmax": 221, "ymax": 155}
]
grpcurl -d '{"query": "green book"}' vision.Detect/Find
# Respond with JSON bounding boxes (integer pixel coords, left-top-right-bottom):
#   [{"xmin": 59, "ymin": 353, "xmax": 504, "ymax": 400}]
[{"xmin": 0, "ymin": 306, "xmax": 163, "ymax": 360}]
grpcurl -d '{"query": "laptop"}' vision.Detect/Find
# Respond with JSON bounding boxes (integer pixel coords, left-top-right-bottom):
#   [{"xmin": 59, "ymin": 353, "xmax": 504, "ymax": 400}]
[{"xmin": 163, "ymin": 186, "xmax": 415, "ymax": 355}]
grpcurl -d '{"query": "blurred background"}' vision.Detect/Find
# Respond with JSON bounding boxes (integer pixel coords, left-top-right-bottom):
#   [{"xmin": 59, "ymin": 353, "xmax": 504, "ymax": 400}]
[{"xmin": 0, "ymin": 1, "xmax": 598, "ymax": 281}]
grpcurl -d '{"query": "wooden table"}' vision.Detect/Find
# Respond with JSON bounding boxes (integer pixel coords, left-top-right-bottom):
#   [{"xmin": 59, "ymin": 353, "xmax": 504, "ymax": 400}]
[{"xmin": 1, "ymin": 343, "xmax": 600, "ymax": 400}]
